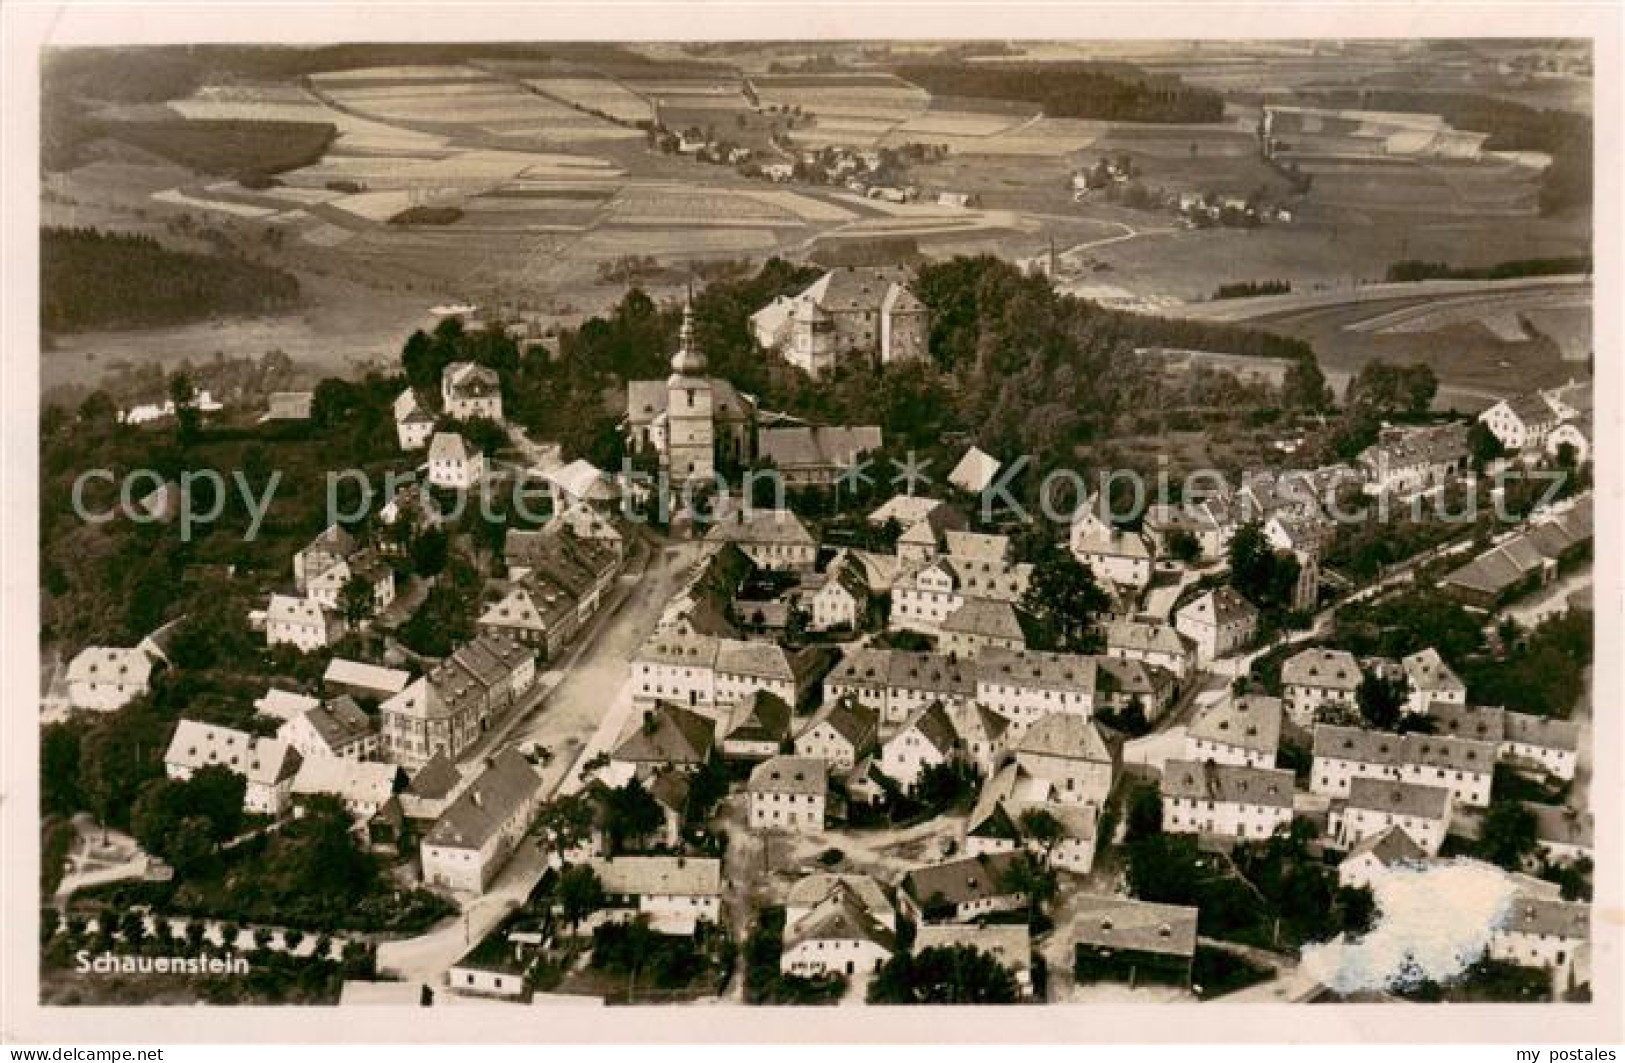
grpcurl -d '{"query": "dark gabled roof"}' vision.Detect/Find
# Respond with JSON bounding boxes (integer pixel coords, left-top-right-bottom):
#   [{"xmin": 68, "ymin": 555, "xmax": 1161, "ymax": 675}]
[
  {"xmin": 301, "ymin": 696, "xmax": 373, "ymax": 750},
  {"xmin": 1068, "ymin": 895, "xmax": 1198, "ymax": 958},
  {"xmin": 801, "ymin": 696, "xmax": 879, "ymax": 751},
  {"xmin": 423, "ymin": 749, "xmax": 542, "ymax": 850},
  {"xmin": 722, "ymin": 689, "xmax": 793, "ymax": 745},
  {"xmin": 615, "ymin": 703, "xmax": 717, "ymax": 766},
  {"xmin": 1344, "ymin": 777, "xmax": 1451, "ymax": 819},
  {"xmin": 784, "ymin": 881, "xmax": 896, "ymax": 953},
  {"xmin": 407, "ymin": 751, "xmax": 463, "ymax": 800},
  {"xmin": 1161, "ymin": 759, "xmax": 1294, "ymax": 809},
  {"xmin": 901, "ymin": 851, "xmax": 1023, "ymax": 908}
]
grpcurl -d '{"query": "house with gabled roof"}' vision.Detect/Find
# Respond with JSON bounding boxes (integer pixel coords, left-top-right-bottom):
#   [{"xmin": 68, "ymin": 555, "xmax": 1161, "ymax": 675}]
[
  {"xmin": 1479, "ymin": 390, "xmax": 1563, "ymax": 452},
  {"xmin": 1175, "ymin": 587, "xmax": 1259, "ymax": 665},
  {"xmin": 1330, "ymin": 777, "xmax": 1452, "ymax": 855},
  {"xmin": 964, "ymin": 762, "xmax": 1099, "ymax": 874},
  {"xmin": 891, "ymin": 553, "xmax": 1033, "ymax": 638},
  {"xmin": 306, "ymin": 549, "xmax": 396, "ymax": 617},
  {"xmin": 544, "ymin": 458, "xmax": 618, "ymax": 510},
  {"xmin": 1184, "ymin": 693, "xmax": 1282, "ymax": 769},
  {"xmin": 974, "ymin": 647, "xmax": 1096, "ymax": 735},
  {"xmin": 898, "ymin": 851, "xmax": 1026, "ymax": 925},
  {"xmin": 379, "ymin": 635, "xmax": 535, "ymax": 769},
  {"xmin": 1503, "ymin": 711, "xmax": 1579, "ymax": 781},
  {"xmin": 65, "ymin": 645, "xmax": 156, "ymax": 712},
  {"xmin": 291, "ymin": 756, "xmax": 401, "ymax": 824},
  {"xmin": 879, "ymin": 701, "xmax": 961, "ymax": 789},
  {"xmin": 591, "ymin": 855, "xmax": 723, "ymax": 934},
  {"xmin": 1280, "ymin": 647, "xmax": 1362, "ymax": 726},
  {"xmin": 1070, "ymin": 895, "xmax": 1198, "ymax": 989},
  {"xmin": 780, "ymin": 875, "xmax": 896, "ymax": 977},
  {"xmin": 868, "ymin": 495, "xmax": 967, "ymax": 566},
  {"xmin": 1402, "ymin": 648, "xmax": 1466, "ymax": 715},
  {"xmin": 1070, "ymin": 519, "xmax": 1153, "ymax": 591},
  {"xmin": 394, "ymin": 388, "xmax": 435, "ymax": 451},
  {"xmin": 277, "ymin": 695, "xmax": 377, "ymax": 761},
  {"xmin": 794, "ymin": 695, "xmax": 880, "ymax": 770},
  {"xmin": 442, "ymin": 361, "xmax": 502, "ymax": 421},
  {"xmin": 1105, "ymin": 619, "xmax": 1194, "ymax": 680},
  {"xmin": 324, "ymin": 658, "xmax": 411, "ymax": 702},
  {"xmin": 164, "ymin": 720, "xmax": 303, "ymax": 816},
  {"xmin": 1010, "ymin": 713, "xmax": 1116, "ymax": 809},
  {"xmin": 756, "ymin": 424, "xmax": 882, "ymax": 487},
  {"xmin": 266, "ymin": 594, "xmax": 342, "ymax": 653},
  {"xmin": 1144, "ymin": 496, "xmax": 1235, "ymax": 562},
  {"xmin": 1311, "ymin": 723, "xmax": 1496, "ymax": 809},
  {"xmin": 293, "ymin": 523, "xmax": 357, "ymax": 591},
  {"xmin": 751, "ymin": 266, "xmax": 929, "ymax": 377},
  {"xmin": 428, "ymin": 431, "xmax": 485, "ymax": 490},
  {"xmin": 1337, "ymin": 824, "xmax": 1428, "ymax": 889},
  {"xmin": 1488, "ymin": 893, "xmax": 1589, "ymax": 979},
  {"xmin": 947, "ymin": 446, "xmax": 1003, "ymax": 496},
  {"xmin": 719, "ymin": 690, "xmax": 793, "ymax": 761},
  {"xmin": 612, "ymin": 703, "xmax": 717, "ymax": 775},
  {"xmin": 421, "ymin": 749, "xmax": 544, "ymax": 894},
  {"xmin": 747, "ymin": 755, "xmax": 827, "ymax": 831},
  {"xmin": 939, "ymin": 597, "xmax": 1027, "ymax": 656},
  {"xmin": 945, "ymin": 701, "xmax": 1008, "ymax": 777},
  {"xmin": 398, "ymin": 751, "xmax": 464, "ymax": 823},
  {"xmin": 1095, "ymin": 657, "xmax": 1179, "ymax": 721},
  {"xmin": 1160, "ymin": 759, "xmax": 1294, "ymax": 841},
  {"xmin": 809, "ymin": 551, "xmax": 872, "ymax": 633}
]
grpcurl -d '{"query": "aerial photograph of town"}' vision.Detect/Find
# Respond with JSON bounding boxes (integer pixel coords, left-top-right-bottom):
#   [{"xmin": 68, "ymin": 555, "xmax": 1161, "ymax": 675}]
[{"xmin": 27, "ymin": 33, "xmax": 1597, "ymax": 1019}]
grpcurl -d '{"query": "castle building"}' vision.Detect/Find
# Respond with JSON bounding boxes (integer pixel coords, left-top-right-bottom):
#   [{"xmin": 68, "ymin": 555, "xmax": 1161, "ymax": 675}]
[{"xmin": 750, "ymin": 267, "xmax": 929, "ymax": 377}]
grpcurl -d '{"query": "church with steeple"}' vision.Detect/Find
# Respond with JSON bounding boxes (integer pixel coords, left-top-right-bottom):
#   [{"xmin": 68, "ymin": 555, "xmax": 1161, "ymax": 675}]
[{"xmin": 625, "ymin": 300, "xmax": 757, "ymax": 483}]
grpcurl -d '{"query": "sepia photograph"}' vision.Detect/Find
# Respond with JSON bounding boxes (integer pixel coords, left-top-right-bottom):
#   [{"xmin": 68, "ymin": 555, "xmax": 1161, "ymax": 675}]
[{"xmin": 1, "ymin": 1, "xmax": 1618, "ymax": 1049}]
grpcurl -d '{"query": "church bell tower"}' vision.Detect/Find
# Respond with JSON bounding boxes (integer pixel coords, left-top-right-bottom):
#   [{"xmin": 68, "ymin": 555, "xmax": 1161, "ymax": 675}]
[{"xmin": 665, "ymin": 299, "xmax": 715, "ymax": 483}]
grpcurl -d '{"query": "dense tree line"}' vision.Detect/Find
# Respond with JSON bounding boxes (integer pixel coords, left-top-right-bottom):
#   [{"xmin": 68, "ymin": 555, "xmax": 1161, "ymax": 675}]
[
  {"xmin": 1385, "ymin": 255, "xmax": 1592, "ymax": 283},
  {"xmin": 42, "ymin": 227, "xmax": 301, "ymax": 333},
  {"xmin": 895, "ymin": 62, "xmax": 1225, "ymax": 123},
  {"xmin": 97, "ymin": 119, "xmax": 336, "ymax": 180},
  {"xmin": 1213, "ymin": 280, "xmax": 1291, "ymax": 300}
]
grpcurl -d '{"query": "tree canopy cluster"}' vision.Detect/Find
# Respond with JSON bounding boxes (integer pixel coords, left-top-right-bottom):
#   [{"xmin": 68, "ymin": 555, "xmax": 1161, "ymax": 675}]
[
  {"xmin": 895, "ymin": 62, "xmax": 1225, "ymax": 124},
  {"xmin": 42, "ymin": 227, "xmax": 301, "ymax": 334}
]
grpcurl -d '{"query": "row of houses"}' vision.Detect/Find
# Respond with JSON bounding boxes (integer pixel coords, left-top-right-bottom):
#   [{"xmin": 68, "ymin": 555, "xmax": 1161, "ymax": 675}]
[
  {"xmin": 1440, "ymin": 495, "xmax": 1593, "ymax": 610},
  {"xmin": 1279, "ymin": 644, "xmax": 1470, "ymax": 726}
]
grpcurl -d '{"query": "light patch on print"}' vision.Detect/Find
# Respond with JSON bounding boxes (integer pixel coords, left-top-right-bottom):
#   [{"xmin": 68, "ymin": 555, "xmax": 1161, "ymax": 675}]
[{"xmin": 1300, "ymin": 858, "xmax": 1521, "ymax": 993}]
